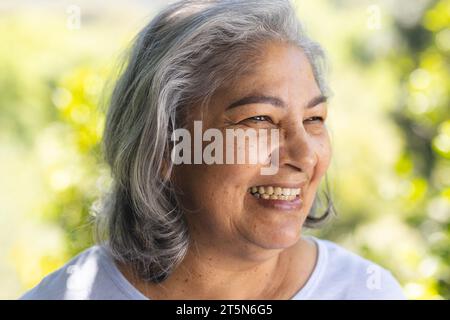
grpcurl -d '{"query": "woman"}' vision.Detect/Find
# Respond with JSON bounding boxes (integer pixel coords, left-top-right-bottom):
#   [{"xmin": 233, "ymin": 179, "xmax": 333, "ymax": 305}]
[{"xmin": 21, "ymin": 0, "xmax": 405, "ymax": 300}]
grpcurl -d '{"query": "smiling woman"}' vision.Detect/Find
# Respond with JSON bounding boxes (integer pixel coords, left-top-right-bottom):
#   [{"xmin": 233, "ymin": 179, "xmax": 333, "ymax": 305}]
[{"xmin": 20, "ymin": 0, "xmax": 405, "ymax": 300}]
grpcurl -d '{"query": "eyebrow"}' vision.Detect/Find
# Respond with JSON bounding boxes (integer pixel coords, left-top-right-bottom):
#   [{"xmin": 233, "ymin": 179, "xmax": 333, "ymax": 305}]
[{"xmin": 226, "ymin": 94, "xmax": 327, "ymax": 110}]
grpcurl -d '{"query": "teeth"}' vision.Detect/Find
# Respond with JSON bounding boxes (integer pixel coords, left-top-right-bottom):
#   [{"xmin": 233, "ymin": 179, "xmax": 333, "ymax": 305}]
[
  {"xmin": 248, "ymin": 185, "xmax": 302, "ymax": 200},
  {"xmin": 274, "ymin": 187, "xmax": 282, "ymax": 195}
]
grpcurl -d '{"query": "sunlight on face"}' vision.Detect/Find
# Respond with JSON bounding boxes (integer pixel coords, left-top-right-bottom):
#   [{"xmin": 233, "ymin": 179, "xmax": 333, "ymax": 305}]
[{"xmin": 172, "ymin": 41, "xmax": 331, "ymax": 259}]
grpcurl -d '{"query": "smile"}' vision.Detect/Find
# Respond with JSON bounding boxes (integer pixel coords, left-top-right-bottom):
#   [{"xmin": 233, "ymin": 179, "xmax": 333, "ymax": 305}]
[{"xmin": 248, "ymin": 186, "xmax": 301, "ymax": 201}]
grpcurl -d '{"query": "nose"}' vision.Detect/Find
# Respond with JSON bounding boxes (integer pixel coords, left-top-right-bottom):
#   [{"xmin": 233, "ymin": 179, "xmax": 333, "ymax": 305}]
[{"xmin": 278, "ymin": 126, "xmax": 317, "ymax": 177}]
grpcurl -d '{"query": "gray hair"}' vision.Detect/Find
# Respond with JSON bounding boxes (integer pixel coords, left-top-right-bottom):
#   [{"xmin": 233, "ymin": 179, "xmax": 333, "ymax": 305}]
[{"xmin": 96, "ymin": 0, "xmax": 335, "ymax": 283}]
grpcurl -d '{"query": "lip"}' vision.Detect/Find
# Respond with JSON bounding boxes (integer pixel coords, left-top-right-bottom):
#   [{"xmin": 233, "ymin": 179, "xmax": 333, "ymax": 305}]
[
  {"xmin": 249, "ymin": 181, "xmax": 308, "ymax": 190},
  {"xmin": 253, "ymin": 195, "xmax": 303, "ymax": 211}
]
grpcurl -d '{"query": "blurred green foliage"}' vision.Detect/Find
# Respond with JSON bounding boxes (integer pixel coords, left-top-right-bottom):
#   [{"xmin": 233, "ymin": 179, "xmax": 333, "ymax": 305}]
[
  {"xmin": 387, "ymin": 0, "xmax": 450, "ymax": 298},
  {"xmin": 0, "ymin": 0, "xmax": 448, "ymax": 299}
]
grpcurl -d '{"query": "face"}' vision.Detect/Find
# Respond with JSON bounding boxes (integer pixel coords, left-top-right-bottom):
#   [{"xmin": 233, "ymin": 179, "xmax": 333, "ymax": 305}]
[{"xmin": 172, "ymin": 41, "xmax": 331, "ymax": 260}]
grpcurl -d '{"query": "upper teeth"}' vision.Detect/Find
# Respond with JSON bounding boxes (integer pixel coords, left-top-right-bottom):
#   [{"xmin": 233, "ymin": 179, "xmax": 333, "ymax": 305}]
[{"xmin": 249, "ymin": 186, "xmax": 301, "ymax": 196}]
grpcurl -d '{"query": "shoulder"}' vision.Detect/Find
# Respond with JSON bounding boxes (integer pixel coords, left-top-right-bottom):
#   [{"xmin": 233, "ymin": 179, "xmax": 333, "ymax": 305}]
[
  {"xmin": 308, "ymin": 237, "xmax": 406, "ymax": 300},
  {"xmin": 19, "ymin": 245, "xmax": 113, "ymax": 300}
]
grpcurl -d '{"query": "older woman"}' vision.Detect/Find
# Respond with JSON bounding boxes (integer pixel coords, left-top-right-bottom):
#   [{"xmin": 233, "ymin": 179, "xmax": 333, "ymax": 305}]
[{"xmin": 21, "ymin": 0, "xmax": 405, "ymax": 300}]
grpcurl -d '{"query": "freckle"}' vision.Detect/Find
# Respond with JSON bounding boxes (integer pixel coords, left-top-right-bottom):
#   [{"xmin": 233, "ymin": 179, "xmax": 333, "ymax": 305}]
[{"xmin": 184, "ymin": 278, "xmax": 188, "ymax": 283}]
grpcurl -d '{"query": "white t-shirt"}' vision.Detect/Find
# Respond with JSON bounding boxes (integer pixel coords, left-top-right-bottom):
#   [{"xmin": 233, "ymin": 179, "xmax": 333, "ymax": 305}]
[{"xmin": 19, "ymin": 236, "xmax": 406, "ymax": 300}]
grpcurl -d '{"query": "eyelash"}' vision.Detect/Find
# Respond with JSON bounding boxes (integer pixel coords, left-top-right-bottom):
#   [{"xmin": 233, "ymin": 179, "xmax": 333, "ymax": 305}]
[
  {"xmin": 304, "ymin": 116, "xmax": 324, "ymax": 123},
  {"xmin": 248, "ymin": 115, "xmax": 273, "ymax": 123},
  {"xmin": 246, "ymin": 115, "xmax": 324, "ymax": 124}
]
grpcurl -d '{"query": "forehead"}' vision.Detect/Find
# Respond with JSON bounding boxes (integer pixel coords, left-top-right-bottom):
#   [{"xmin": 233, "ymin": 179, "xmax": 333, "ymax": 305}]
[{"xmin": 215, "ymin": 42, "xmax": 321, "ymax": 104}]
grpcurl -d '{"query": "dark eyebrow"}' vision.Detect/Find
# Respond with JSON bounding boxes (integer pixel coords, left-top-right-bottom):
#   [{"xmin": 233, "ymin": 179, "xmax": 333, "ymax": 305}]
[
  {"xmin": 306, "ymin": 94, "xmax": 328, "ymax": 109},
  {"xmin": 227, "ymin": 95, "xmax": 285, "ymax": 109},
  {"xmin": 226, "ymin": 94, "xmax": 327, "ymax": 110}
]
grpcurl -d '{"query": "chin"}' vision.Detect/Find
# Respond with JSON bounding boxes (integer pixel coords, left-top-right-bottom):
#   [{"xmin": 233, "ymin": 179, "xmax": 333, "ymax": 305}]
[{"xmin": 245, "ymin": 220, "xmax": 304, "ymax": 251}]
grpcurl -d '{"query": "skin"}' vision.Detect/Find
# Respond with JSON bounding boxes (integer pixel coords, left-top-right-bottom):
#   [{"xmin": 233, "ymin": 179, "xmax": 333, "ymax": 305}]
[{"xmin": 119, "ymin": 41, "xmax": 332, "ymax": 299}]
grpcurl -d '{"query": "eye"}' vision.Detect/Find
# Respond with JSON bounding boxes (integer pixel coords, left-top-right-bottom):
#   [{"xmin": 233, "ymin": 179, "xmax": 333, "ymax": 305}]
[
  {"xmin": 245, "ymin": 115, "xmax": 274, "ymax": 123},
  {"xmin": 304, "ymin": 116, "xmax": 324, "ymax": 123}
]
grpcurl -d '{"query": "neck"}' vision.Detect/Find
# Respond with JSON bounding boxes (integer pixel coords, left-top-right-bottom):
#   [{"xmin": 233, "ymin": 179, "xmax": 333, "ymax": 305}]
[{"xmin": 118, "ymin": 236, "xmax": 315, "ymax": 300}]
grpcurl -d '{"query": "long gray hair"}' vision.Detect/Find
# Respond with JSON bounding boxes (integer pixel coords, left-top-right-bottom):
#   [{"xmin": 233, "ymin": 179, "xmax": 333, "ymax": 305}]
[{"xmin": 96, "ymin": 0, "xmax": 334, "ymax": 283}]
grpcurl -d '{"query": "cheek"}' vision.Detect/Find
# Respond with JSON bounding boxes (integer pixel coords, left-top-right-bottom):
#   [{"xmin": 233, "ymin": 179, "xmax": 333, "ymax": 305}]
[
  {"xmin": 173, "ymin": 163, "xmax": 256, "ymax": 219},
  {"xmin": 304, "ymin": 134, "xmax": 331, "ymax": 206},
  {"xmin": 316, "ymin": 133, "xmax": 332, "ymax": 175}
]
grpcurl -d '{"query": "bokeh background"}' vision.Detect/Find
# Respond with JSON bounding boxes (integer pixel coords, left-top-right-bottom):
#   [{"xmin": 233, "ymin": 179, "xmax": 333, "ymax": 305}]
[{"xmin": 0, "ymin": 0, "xmax": 449, "ymax": 299}]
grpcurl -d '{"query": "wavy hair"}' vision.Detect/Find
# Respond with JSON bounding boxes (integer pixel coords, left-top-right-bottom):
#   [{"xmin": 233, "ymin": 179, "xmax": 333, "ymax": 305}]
[{"xmin": 95, "ymin": 0, "xmax": 335, "ymax": 283}]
